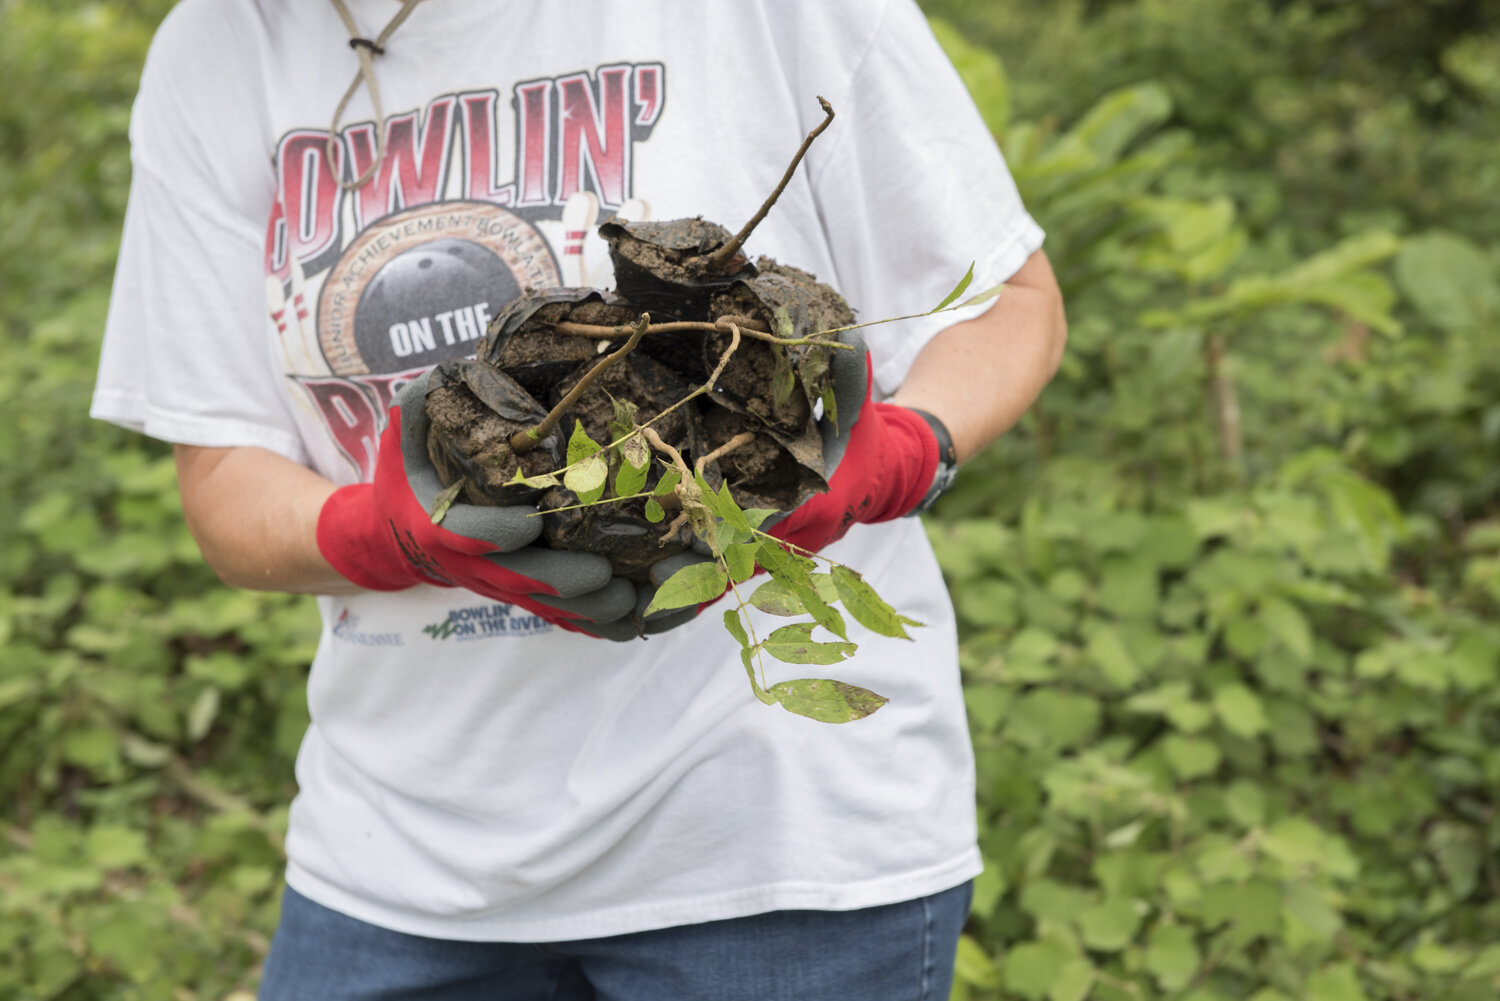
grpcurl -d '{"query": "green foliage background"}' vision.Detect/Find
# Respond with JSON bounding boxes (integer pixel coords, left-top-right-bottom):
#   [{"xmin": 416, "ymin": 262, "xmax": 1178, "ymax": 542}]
[{"xmin": 2, "ymin": 0, "xmax": 1498, "ymax": 997}]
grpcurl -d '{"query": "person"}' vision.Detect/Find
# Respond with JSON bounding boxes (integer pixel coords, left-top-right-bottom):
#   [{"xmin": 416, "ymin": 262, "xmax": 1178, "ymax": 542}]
[{"xmin": 92, "ymin": 0, "xmax": 1066, "ymax": 996}]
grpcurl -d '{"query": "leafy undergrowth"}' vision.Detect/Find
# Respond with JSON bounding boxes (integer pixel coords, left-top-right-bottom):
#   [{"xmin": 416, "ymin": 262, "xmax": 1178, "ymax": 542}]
[{"xmin": 3, "ymin": 1, "xmax": 1500, "ymax": 998}]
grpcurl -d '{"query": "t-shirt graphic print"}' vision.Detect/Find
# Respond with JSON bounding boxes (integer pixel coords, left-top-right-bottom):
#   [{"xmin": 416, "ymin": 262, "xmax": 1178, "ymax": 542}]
[{"xmin": 263, "ymin": 63, "xmax": 666, "ymax": 482}]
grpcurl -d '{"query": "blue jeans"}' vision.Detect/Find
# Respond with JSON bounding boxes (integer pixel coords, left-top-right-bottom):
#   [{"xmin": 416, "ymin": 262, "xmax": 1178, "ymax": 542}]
[{"xmin": 257, "ymin": 882, "xmax": 972, "ymax": 1001}]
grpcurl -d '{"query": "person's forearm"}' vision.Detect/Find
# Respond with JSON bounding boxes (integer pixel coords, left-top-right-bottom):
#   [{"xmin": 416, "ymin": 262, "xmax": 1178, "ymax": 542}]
[
  {"xmin": 890, "ymin": 248, "xmax": 1067, "ymax": 463},
  {"xmin": 173, "ymin": 444, "xmax": 361, "ymax": 594}
]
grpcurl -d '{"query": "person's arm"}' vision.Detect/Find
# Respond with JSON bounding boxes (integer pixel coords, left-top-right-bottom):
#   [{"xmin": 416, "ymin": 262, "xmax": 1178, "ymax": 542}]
[
  {"xmin": 173, "ymin": 444, "xmax": 356, "ymax": 594},
  {"xmin": 890, "ymin": 247, "xmax": 1066, "ymax": 464}
]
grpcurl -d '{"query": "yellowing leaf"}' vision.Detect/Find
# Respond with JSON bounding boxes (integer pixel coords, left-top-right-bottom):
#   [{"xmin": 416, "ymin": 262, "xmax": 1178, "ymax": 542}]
[
  {"xmin": 761, "ymin": 622, "xmax": 856, "ymax": 665},
  {"xmin": 564, "ymin": 453, "xmax": 608, "ymax": 503},
  {"xmin": 768, "ymin": 678, "xmax": 886, "ymax": 723},
  {"xmin": 831, "ymin": 565, "xmax": 911, "ymax": 639}
]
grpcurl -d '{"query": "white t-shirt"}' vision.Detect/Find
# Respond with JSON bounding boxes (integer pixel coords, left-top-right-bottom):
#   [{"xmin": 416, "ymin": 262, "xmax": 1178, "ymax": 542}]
[{"xmin": 93, "ymin": 0, "xmax": 1045, "ymax": 941}]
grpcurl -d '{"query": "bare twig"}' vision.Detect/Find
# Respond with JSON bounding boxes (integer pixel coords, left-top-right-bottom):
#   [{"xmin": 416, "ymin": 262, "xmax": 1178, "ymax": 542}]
[
  {"xmin": 704, "ymin": 97, "xmax": 836, "ymax": 274},
  {"xmin": 512, "ymin": 314, "xmax": 651, "ymax": 453},
  {"xmin": 1204, "ymin": 332, "xmax": 1244, "ymax": 483},
  {"xmin": 696, "ymin": 431, "xmax": 758, "ymax": 475},
  {"xmin": 550, "ymin": 317, "xmax": 854, "ymax": 351}
]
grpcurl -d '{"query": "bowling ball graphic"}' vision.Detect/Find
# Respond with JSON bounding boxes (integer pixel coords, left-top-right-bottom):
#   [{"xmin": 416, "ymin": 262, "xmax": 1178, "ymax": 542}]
[{"xmin": 353, "ymin": 238, "xmax": 518, "ymax": 373}]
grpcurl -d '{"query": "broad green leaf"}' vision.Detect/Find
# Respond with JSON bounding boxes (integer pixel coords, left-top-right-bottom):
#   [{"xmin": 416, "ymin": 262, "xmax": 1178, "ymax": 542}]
[
  {"xmin": 1078, "ymin": 898, "xmax": 1141, "ymax": 952},
  {"xmin": 744, "ymin": 507, "xmax": 778, "ymax": 529},
  {"xmin": 654, "ymin": 467, "xmax": 682, "ymax": 496},
  {"xmin": 767, "ymin": 677, "xmax": 886, "ymax": 723},
  {"xmin": 85, "ymin": 825, "xmax": 148, "ymax": 869},
  {"xmin": 564, "ymin": 452, "xmax": 608, "ymax": 503},
  {"xmin": 1394, "ymin": 230, "xmax": 1500, "ymax": 331},
  {"xmin": 772, "ymin": 349, "xmax": 797, "ymax": 407},
  {"xmin": 1004, "ymin": 939, "xmax": 1072, "ymax": 1001},
  {"xmin": 791, "ymin": 575, "xmax": 848, "ymax": 640},
  {"xmin": 953, "ymin": 934, "xmax": 1000, "ymax": 989},
  {"xmin": 644, "ymin": 497, "xmax": 666, "ymax": 523},
  {"xmin": 761, "ymin": 622, "xmax": 856, "ymax": 665},
  {"xmin": 830, "ymin": 565, "xmax": 910, "ymax": 639},
  {"xmin": 819, "ymin": 386, "xmax": 839, "ymax": 433},
  {"xmin": 643, "ymin": 561, "xmax": 727, "ymax": 615},
  {"xmin": 724, "ymin": 542, "xmax": 757, "ymax": 583},
  {"xmin": 1086, "ymin": 624, "xmax": 1140, "ymax": 688},
  {"xmin": 566, "ymin": 419, "xmax": 603, "ymax": 465},
  {"xmin": 429, "ymin": 479, "xmax": 464, "ymax": 525},
  {"xmin": 1145, "ymin": 924, "xmax": 1200, "ymax": 992},
  {"xmin": 1162, "ymin": 734, "xmax": 1221, "ymax": 780},
  {"xmin": 1305, "ymin": 964, "xmax": 1370, "ymax": 1001},
  {"xmin": 1049, "ymin": 960, "xmax": 1095, "ymax": 1001},
  {"xmin": 750, "ymin": 578, "xmax": 806, "ymax": 616},
  {"xmin": 1213, "ymin": 683, "xmax": 1269, "ymax": 738},
  {"xmin": 930, "ymin": 261, "xmax": 975, "ymax": 312},
  {"xmin": 614, "ymin": 456, "xmax": 648, "ymax": 498},
  {"xmin": 723, "ymin": 609, "xmax": 750, "ymax": 649}
]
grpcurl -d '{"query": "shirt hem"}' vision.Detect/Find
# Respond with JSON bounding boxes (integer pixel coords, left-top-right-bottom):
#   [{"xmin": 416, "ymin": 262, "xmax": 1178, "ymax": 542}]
[{"xmin": 284, "ymin": 847, "xmax": 983, "ymax": 943}]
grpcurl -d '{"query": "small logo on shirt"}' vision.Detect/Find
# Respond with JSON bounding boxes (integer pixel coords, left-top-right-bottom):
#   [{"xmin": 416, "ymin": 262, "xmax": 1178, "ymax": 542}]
[
  {"xmin": 423, "ymin": 602, "xmax": 554, "ymax": 641},
  {"xmin": 331, "ymin": 609, "xmax": 405, "ymax": 647}
]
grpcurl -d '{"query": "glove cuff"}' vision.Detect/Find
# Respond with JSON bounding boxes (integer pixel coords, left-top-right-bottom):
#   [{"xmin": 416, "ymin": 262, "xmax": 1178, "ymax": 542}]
[
  {"xmin": 867, "ymin": 403, "xmax": 942, "ymax": 522},
  {"xmin": 316, "ymin": 483, "xmax": 422, "ymax": 592}
]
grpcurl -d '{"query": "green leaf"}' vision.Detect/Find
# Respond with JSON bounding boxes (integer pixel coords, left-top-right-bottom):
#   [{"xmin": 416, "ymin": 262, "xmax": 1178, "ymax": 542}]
[
  {"xmin": 85, "ymin": 825, "xmax": 148, "ymax": 869},
  {"xmin": 830, "ymin": 565, "xmax": 911, "ymax": 639},
  {"xmin": 564, "ymin": 452, "xmax": 609, "ymax": 503},
  {"xmin": 761, "ymin": 622, "xmax": 856, "ymax": 665},
  {"xmin": 429, "ymin": 479, "xmax": 464, "ymax": 525},
  {"xmin": 744, "ymin": 507, "xmax": 778, "ymax": 529},
  {"xmin": 1213, "ymin": 683, "xmax": 1269, "ymax": 738},
  {"xmin": 953, "ymin": 934, "xmax": 1000, "ymax": 989},
  {"xmin": 1305, "ymin": 965, "xmax": 1370, "ymax": 1001},
  {"xmin": 1078, "ymin": 898, "xmax": 1141, "ymax": 952},
  {"xmin": 614, "ymin": 432, "xmax": 651, "ymax": 497},
  {"xmin": 959, "ymin": 283, "xmax": 1006, "ymax": 309},
  {"xmin": 724, "ymin": 542, "xmax": 757, "ymax": 583},
  {"xmin": 767, "ymin": 677, "xmax": 886, "ymax": 723},
  {"xmin": 771, "ymin": 303, "xmax": 795, "ymax": 340},
  {"xmin": 509, "ymin": 467, "xmax": 560, "ymax": 490},
  {"xmin": 750, "ymin": 578, "xmax": 806, "ymax": 616},
  {"xmin": 1395, "ymin": 230, "xmax": 1500, "ymax": 332},
  {"xmin": 567, "ymin": 419, "xmax": 603, "ymax": 465},
  {"xmin": 931, "ymin": 261, "xmax": 975, "ymax": 312},
  {"xmin": 1087, "ymin": 623, "xmax": 1140, "ymax": 688},
  {"xmin": 1145, "ymin": 924, "xmax": 1200, "ymax": 992},
  {"xmin": 654, "ymin": 467, "xmax": 682, "ymax": 496},
  {"xmin": 723, "ymin": 609, "xmax": 750, "ymax": 649},
  {"xmin": 1049, "ymin": 961, "xmax": 1095, "ymax": 1001},
  {"xmin": 643, "ymin": 561, "xmax": 728, "ymax": 615},
  {"xmin": 1004, "ymin": 940, "xmax": 1072, "ymax": 1001},
  {"xmin": 614, "ymin": 458, "xmax": 648, "ymax": 499},
  {"xmin": 645, "ymin": 497, "xmax": 666, "ymax": 523},
  {"xmin": 1162, "ymin": 734, "xmax": 1221, "ymax": 780}
]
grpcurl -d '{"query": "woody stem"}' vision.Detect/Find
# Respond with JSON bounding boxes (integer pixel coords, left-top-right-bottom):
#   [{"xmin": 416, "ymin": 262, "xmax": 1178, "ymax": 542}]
[
  {"xmin": 704, "ymin": 96, "xmax": 836, "ymax": 274},
  {"xmin": 511, "ymin": 313, "xmax": 650, "ymax": 453},
  {"xmin": 696, "ymin": 432, "xmax": 757, "ymax": 476}
]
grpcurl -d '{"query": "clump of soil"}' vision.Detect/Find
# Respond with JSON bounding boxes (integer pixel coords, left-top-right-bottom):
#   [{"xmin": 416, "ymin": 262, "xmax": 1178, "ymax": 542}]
[
  {"xmin": 424, "ymin": 360, "xmax": 564, "ymax": 506},
  {"xmin": 420, "ymin": 99, "xmax": 853, "ymax": 582},
  {"xmin": 599, "ymin": 218, "xmax": 755, "ymax": 320}
]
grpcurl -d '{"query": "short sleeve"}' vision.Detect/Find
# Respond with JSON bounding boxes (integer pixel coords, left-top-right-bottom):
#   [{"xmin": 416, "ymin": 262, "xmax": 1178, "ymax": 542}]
[
  {"xmin": 807, "ymin": 0, "xmax": 1045, "ymax": 396},
  {"xmin": 90, "ymin": 0, "xmax": 308, "ymax": 464}
]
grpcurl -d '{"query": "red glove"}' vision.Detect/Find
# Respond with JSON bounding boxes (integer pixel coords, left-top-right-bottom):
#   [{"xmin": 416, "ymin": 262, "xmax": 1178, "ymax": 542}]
[
  {"xmin": 768, "ymin": 352, "xmax": 943, "ymax": 555},
  {"xmin": 316, "ymin": 370, "xmax": 637, "ymax": 635}
]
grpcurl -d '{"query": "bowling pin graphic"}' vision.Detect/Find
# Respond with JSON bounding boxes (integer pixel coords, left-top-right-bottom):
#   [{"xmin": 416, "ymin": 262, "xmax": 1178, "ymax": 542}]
[
  {"xmin": 582, "ymin": 197, "xmax": 650, "ymax": 288},
  {"xmin": 264, "ymin": 274, "xmax": 300, "ymax": 373},
  {"xmin": 288, "ymin": 256, "xmax": 333, "ymax": 376},
  {"xmin": 560, "ymin": 191, "xmax": 599, "ymax": 288}
]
